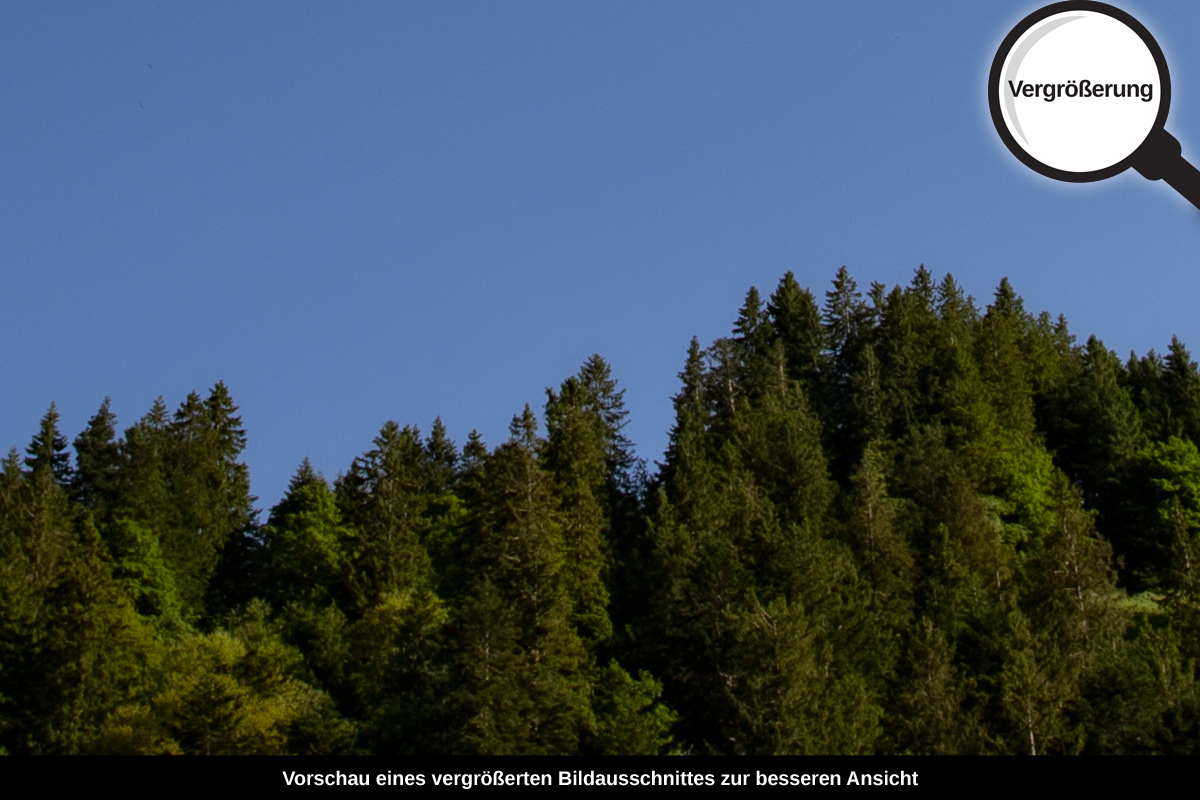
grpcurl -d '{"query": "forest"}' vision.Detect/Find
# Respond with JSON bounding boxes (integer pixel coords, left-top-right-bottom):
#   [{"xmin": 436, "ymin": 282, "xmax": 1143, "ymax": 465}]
[{"xmin": 1, "ymin": 266, "xmax": 1198, "ymax": 755}]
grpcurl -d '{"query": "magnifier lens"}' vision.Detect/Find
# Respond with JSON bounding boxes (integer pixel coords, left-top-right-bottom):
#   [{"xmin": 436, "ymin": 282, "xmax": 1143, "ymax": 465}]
[{"xmin": 993, "ymin": 7, "xmax": 1167, "ymax": 180}]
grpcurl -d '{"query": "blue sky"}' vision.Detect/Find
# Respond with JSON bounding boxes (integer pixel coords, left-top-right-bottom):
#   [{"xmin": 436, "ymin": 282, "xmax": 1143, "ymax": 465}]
[{"xmin": 5, "ymin": 1, "xmax": 1200, "ymax": 510}]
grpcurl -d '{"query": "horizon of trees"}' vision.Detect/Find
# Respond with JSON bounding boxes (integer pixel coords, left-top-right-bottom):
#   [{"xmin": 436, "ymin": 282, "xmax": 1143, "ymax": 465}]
[{"xmin": 1, "ymin": 266, "xmax": 1197, "ymax": 755}]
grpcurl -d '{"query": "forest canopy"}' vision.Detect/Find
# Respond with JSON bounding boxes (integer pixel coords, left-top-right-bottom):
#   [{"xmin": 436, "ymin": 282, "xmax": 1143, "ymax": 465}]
[{"xmin": 1, "ymin": 267, "xmax": 1197, "ymax": 755}]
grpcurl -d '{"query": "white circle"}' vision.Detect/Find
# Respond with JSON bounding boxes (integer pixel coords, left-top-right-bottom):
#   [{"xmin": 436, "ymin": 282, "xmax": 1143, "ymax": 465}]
[{"xmin": 997, "ymin": 10, "xmax": 1162, "ymax": 173}]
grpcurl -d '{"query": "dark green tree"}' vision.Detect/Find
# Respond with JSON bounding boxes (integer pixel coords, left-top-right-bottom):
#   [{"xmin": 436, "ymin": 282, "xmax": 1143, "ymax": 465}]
[
  {"xmin": 336, "ymin": 422, "xmax": 434, "ymax": 609},
  {"xmin": 767, "ymin": 271, "xmax": 824, "ymax": 393},
  {"xmin": 25, "ymin": 402, "xmax": 72, "ymax": 486},
  {"xmin": 444, "ymin": 407, "xmax": 593, "ymax": 754},
  {"xmin": 0, "ymin": 448, "xmax": 151, "ymax": 753},
  {"xmin": 71, "ymin": 398, "xmax": 122, "ymax": 510}
]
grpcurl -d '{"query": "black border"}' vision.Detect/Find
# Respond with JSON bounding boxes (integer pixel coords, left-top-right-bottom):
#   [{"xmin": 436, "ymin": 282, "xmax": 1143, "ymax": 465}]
[
  {"xmin": 988, "ymin": 1, "xmax": 1171, "ymax": 183},
  {"xmin": 4, "ymin": 754, "xmax": 1196, "ymax": 791}
]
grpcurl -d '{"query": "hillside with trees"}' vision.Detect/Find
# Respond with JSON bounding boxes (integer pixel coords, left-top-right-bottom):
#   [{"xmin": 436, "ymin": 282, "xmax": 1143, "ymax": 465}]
[{"xmin": 2, "ymin": 267, "xmax": 1197, "ymax": 755}]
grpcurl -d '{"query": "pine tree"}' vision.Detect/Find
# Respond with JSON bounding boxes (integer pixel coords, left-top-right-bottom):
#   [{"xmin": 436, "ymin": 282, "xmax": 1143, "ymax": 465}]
[
  {"xmin": 324, "ymin": 422, "xmax": 451, "ymax": 754},
  {"xmin": 336, "ymin": 422, "xmax": 434, "ymax": 610},
  {"xmin": 577, "ymin": 354, "xmax": 642, "ymax": 495},
  {"xmin": 767, "ymin": 271, "xmax": 824, "ymax": 393},
  {"xmin": 1162, "ymin": 336, "xmax": 1200, "ymax": 443},
  {"xmin": 886, "ymin": 618, "xmax": 977, "ymax": 754},
  {"xmin": 998, "ymin": 477, "xmax": 1126, "ymax": 754},
  {"xmin": 974, "ymin": 278, "xmax": 1036, "ymax": 441},
  {"xmin": 843, "ymin": 442, "xmax": 914, "ymax": 637},
  {"xmin": 423, "ymin": 417, "xmax": 459, "ymax": 495},
  {"xmin": 349, "ymin": 584, "xmax": 447, "ymax": 755},
  {"xmin": 0, "ymin": 448, "xmax": 151, "ymax": 753},
  {"xmin": 24, "ymin": 402, "xmax": 72, "ymax": 486},
  {"xmin": 172, "ymin": 385, "xmax": 258, "ymax": 619},
  {"xmin": 874, "ymin": 269, "xmax": 940, "ymax": 441},
  {"xmin": 645, "ymin": 319, "xmax": 877, "ymax": 753},
  {"xmin": 823, "ymin": 267, "xmax": 872, "ymax": 395},
  {"xmin": 1126, "ymin": 348, "xmax": 1169, "ymax": 440},
  {"xmin": 71, "ymin": 398, "xmax": 122, "ymax": 510},
  {"xmin": 822, "ymin": 267, "xmax": 875, "ymax": 478},
  {"xmin": 544, "ymin": 373, "xmax": 613, "ymax": 646},
  {"xmin": 1042, "ymin": 336, "xmax": 1149, "ymax": 587},
  {"xmin": 445, "ymin": 406, "xmax": 592, "ymax": 754},
  {"xmin": 462, "ymin": 430, "xmax": 487, "ymax": 473},
  {"xmin": 262, "ymin": 459, "xmax": 352, "ymax": 608},
  {"xmin": 732, "ymin": 287, "xmax": 773, "ymax": 395},
  {"xmin": 660, "ymin": 337, "xmax": 709, "ymax": 489}
]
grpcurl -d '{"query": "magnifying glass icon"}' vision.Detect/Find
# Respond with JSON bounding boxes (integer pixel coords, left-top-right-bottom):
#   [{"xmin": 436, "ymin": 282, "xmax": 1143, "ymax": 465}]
[{"xmin": 989, "ymin": 1, "xmax": 1200, "ymax": 209}]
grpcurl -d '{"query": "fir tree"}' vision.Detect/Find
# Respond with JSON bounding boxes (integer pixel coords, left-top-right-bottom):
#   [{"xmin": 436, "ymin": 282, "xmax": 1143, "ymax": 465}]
[
  {"xmin": 767, "ymin": 271, "xmax": 824, "ymax": 392},
  {"xmin": 71, "ymin": 398, "xmax": 122, "ymax": 510},
  {"xmin": 544, "ymin": 373, "xmax": 613, "ymax": 646},
  {"xmin": 1162, "ymin": 337, "xmax": 1200, "ymax": 443},
  {"xmin": 423, "ymin": 417, "xmax": 459, "ymax": 495},
  {"xmin": 446, "ymin": 406, "xmax": 592, "ymax": 754},
  {"xmin": 0, "ymin": 451, "xmax": 151, "ymax": 753},
  {"xmin": 336, "ymin": 422, "xmax": 434, "ymax": 609},
  {"xmin": 262, "ymin": 459, "xmax": 351, "ymax": 608},
  {"xmin": 24, "ymin": 402, "xmax": 72, "ymax": 486}
]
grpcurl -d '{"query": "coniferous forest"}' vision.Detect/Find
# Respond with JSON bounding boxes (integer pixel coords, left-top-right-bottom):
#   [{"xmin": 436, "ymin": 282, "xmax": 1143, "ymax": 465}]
[{"xmin": 3, "ymin": 267, "xmax": 1200, "ymax": 756}]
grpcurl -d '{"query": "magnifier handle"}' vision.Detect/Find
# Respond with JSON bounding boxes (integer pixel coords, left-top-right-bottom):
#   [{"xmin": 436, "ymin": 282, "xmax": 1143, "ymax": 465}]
[{"xmin": 1131, "ymin": 128, "xmax": 1200, "ymax": 211}]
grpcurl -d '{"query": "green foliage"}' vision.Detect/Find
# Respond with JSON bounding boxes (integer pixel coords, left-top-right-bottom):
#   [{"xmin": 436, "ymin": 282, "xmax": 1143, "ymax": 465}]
[
  {"xmin": 71, "ymin": 398, "xmax": 122, "ymax": 509},
  {"xmin": 349, "ymin": 588, "xmax": 446, "ymax": 754},
  {"xmin": 98, "ymin": 516, "xmax": 183, "ymax": 626},
  {"xmin": 767, "ymin": 271, "xmax": 824, "ymax": 391},
  {"xmin": 336, "ymin": 422, "xmax": 436, "ymax": 609},
  {"xmin": 544, "ymin": 367, "xmax": 615, "ymax": 646},
  {"xmin": 25, "ymin": 403, "xmax": 73, "ymax": 486},
  {"xmin": 0, "ymin": 462, "xmax": 153, "ymax": 754},
  {"xmin": 93, "ymin": 604, "xmax": 355, "ymax": 755},
  {"xmin": 6, "ymin": 268, "xmax": 1200, "ymax": 754},
  {"xmin": 442, "ymin": 408, "xmax": 593, "ymax": 755},
  {"xmin": 262, "ymin": 460, "xmax": 350, "ymax": 608},
  {"xmin": 590, "ymin": 661, "xmax": 675, "ymax": 754},
  {"xmin": 109, "ymin": 385, "xmax": 258, "ymax": 621}
]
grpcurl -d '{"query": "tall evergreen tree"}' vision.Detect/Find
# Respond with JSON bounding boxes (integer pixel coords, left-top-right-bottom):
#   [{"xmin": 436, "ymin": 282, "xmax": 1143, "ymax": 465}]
[
  {"xmin": 767, "ymin": 271, "xmax": 824, "ymax": 393},
  {"xmin": 822, "ymin": 267, "xmax": 875, "ymax": 479},
  {"xmin": 336, "ymin": 422, "xmax": 434, "ymax": 609},
  {"xmin": 544, "ymin": 373, "xmax": 613, "ymax": 647},
  {"xmin": 1162, "ymin": 337, "xmax": 1200, "ymax": 443},
  {"xmin": 71, "ymin": 398, "xmax": 122, "ymax": 510},
  {"xmin": 262, "ymin": 459, "xmax": 351, "ymax": 609},
  {"xmin": 0, "ymin": 446, "xmax": 151, "ymax": 753},
  {"xmin": 645, "ymin": 314, "xmax": 879, "ymax": 754},
  {"xmin": 445, "ymin": 406, "xmax": 592, "ymax": 754},
  {"xmin": 169, "ymin": 385, "xmax": 258, "ymax": 619},
  {"xmin": 25, "ymin": 402, "xmax": 72, "ymax": 486}
]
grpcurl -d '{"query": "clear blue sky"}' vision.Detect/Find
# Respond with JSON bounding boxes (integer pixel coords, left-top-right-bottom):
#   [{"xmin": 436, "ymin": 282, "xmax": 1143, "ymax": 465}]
[{"xmin": 5, "ymin": 1, "xmax": 1200, "ymax": 510}]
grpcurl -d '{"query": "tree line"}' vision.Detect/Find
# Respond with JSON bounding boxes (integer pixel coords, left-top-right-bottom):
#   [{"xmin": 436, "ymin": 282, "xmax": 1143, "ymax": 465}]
[{"xmin": 1, "ymin": 266, "xmax": 1197, "ymax": 754}]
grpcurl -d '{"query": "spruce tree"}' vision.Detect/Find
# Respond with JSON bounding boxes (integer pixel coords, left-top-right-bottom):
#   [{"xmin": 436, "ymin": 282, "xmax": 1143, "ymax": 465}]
[
  {"xmin": 423, "ymin": 417, "xmax": 459, "ymax": 495},
  {"xmin": 543, "ymin": 373, "xmax": 613, "ymax": 646},
  {"xmin": 767, "ymin": 271, "xmax": 824, "ymax": 393},
  {"xmin": 646, "ymin": 312, "xmax": 878, "ymax": 754},
  {"xmin": 822, "ymin": 267, "xmax": 875, "ymax": 479},
  {"xmin": 0, "ymin": 448, "xmax": 151, "ymax": 753},
  {"xmin": 24, "ymin": 402, "xmax": 72, "ymax": 486},
  {"xmin": 445, "ymin": 406, "xmax": 592, "ymax": 754},
  {"xmin": 336, "ymin": 421, "xmax": 434, "ymax": 609},
  {"xmin": 169, "ymin": 385, "xmax": 258, "ymax": 619},
  {"xmin": 1162, "ymin": 337, "xmax": 1200, "ymax": 443},
  {"xmin": 843, "ymin": 442, "xmax": 913, "ymax": 638},
  {"xmin": 262, "ymin": 459, "xmax": 351, "ymax": 608},
  {"xmin": 71, "ymin": 398, "xmax": 122, "ymax": 510}
]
